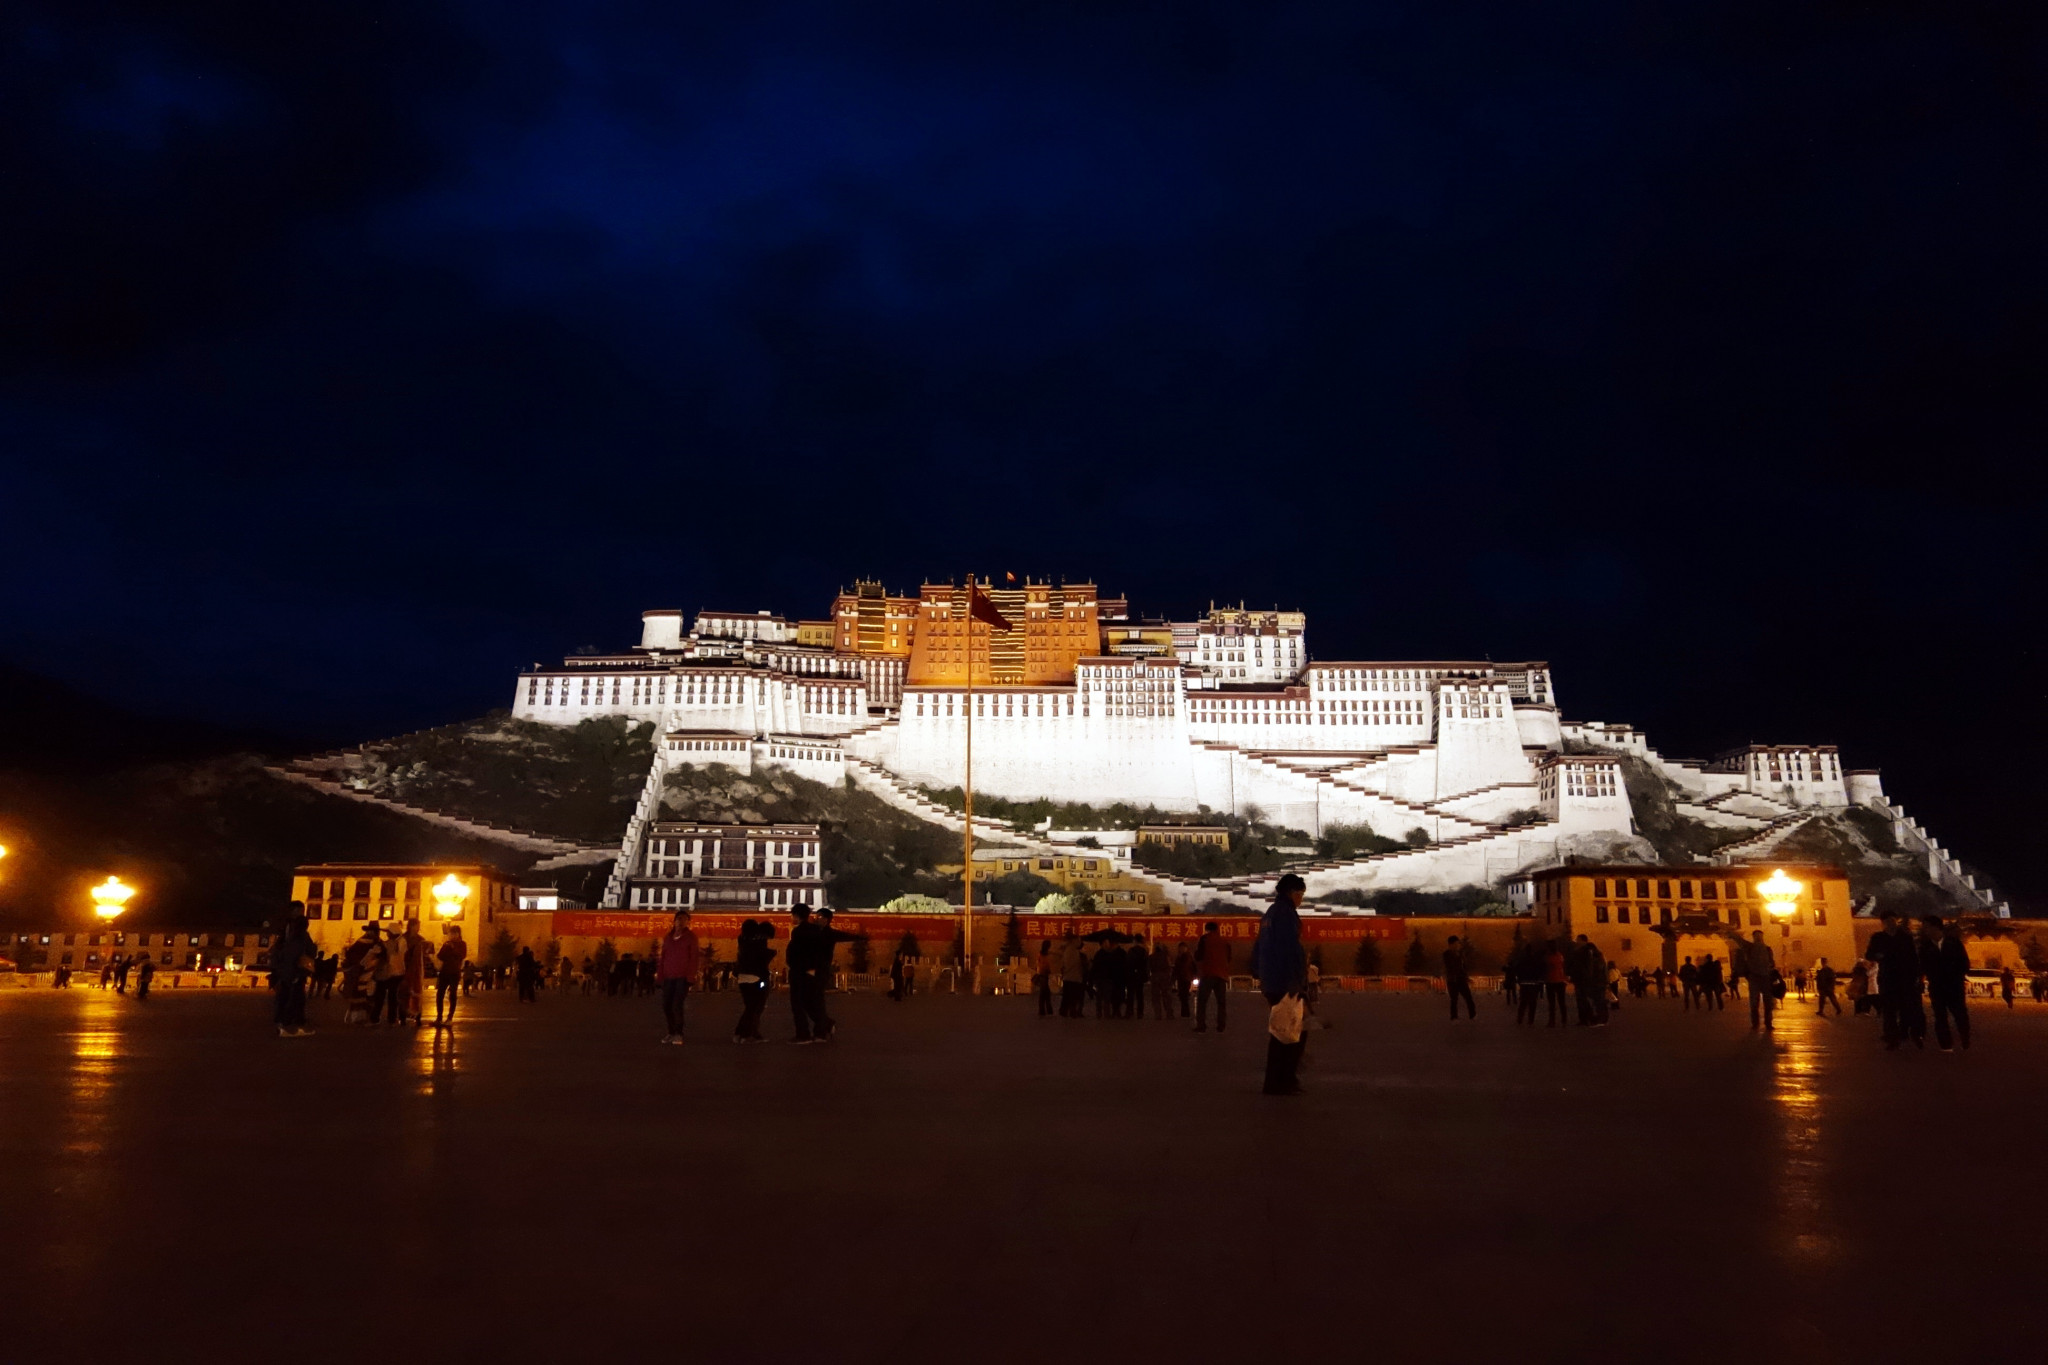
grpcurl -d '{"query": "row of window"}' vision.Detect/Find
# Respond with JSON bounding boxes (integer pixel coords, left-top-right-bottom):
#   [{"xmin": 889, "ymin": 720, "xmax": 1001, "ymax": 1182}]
[
  {"xmin": 14, "ymin": 931, "xmax": 268, "ymax": 948},
  {"xmin": 1592, "ymin": 903, "xmax": 1825, "ymax": 927}
]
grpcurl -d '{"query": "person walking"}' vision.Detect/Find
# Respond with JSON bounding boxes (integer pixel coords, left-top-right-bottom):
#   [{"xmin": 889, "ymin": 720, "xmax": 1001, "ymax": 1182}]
[
  {"xmin": 1125, "ymin": 936, "xmax": 1150, "ymax": 1020},
  {"xmin": 1921, "ymin": 916, "xmax": 1971, "ymax": 1052},
  {"xmin": 1193, "ymin": 922, "xmax": 1231, "ymax": 1033},
  {"xmin": 1149, "ymin": 941, "xmax": 1174, "ymax": 1021},
  {"xmin": 1443, "ymin": 934, "xmax": 1477, "ymax": 1021},
  {"xmin": 400, "ymin": 922, "xmax": 428, "ymax": 1026},
  {"xmin": 1034, "ymin": 940, "xmax": 1054, "ymax": 1016},
  {"xmin": 1869, "ymin": 912, "xmax": 1925, "ymax": 1049},
  {"xmin": 1792, "ymin": 966, "xmax": 1808, "ymax": 1002},
  {"xmin": 1572, "ymin": 936, "xmax": 1607, "ymax": 1026},
  {"xmin": 1701, "ymin": 954, "xmax": 1726, "ymax": 1011},
  {"xmin": 656, "ymin": 910, "xmax": 700, "ymax": 1044},
  {"xmin": 135, "ymin": 954, "xmax": 154, "ymax": 1000},
  {"xmin": 1744, "ymin": 931, "xmax": 1777, "ymax": 1032},
  {"xmin": 732, "ymin": 919, "xmax": 776, "ymax": 1041},
  {"xmin": 1058, "ymin": 934, "xmax": 1087, "ymax": 1018},
  {"xmin": 372, "ymin": 926, "xmax": 407, "ymax": 1025},
  {"xmin": 1172, "ymin": 942, "xmax": 1195, "ymax": 1018},
  {"xmin": 2000, "ymin": 965, "xmax": 2017, "ymax": 1010},
  {"xmin": 341, "ymin": 925, "xmax": 380, "ymax": 1024},
  {"xmin": 272, "ymin": 907, "xmax": 317, "ymax": 1038},
  {"xmin": 432, "ymin": 925, "xmax": 467, "ymax": 1028},
  {"xmin": 515, "ymin": 946, "xmax": 541, "ymax": 1005},
  {"xmin": 1677, "ymin": 957, "xmax": 1698, "ymax": 1010},
  {"xmin": 1514, "ymin": 939, "xmax": 1543, "ymax": 1026},
  {"xmin": 1815, "ymin": 958, "xmax": 1841, "ymax": 1016},
  {"xmin": 1252, "ymin": 874, "xmax": 1310, "ymax": 1096},
  {"xmin": 1543, "ymin": 939, "xmax": 1570, "ymax": 1027}
]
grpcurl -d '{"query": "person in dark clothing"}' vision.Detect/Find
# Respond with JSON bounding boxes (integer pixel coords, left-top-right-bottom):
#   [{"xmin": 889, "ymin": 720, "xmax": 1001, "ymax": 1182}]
[
  {"xmin": 1869, "ymin": 913, "xmax": 1926, "ymax": 1049},
  {"xmin": 1253, "ymin": 875, "xmax": 1310, "ymax": 1095},
  {"xmin": 786, "ymin": 906, "xmax": 823, "ymax": 1041},
  {"xmin": 1149, "ymin": 942, "xmax": 1174, "ymax": 1021},
  {"xmin": 1572, "ymin": 936, "xmax": 1607, "ymax": 1026},
  {"xmin": 1920, "ymin": 916, "xmax": 1971, "ymax": 1051},
  {"xmin": 135, "ymin": 955, "xmax": 154, "ymax": 999},
  {"xmin": 2001, "ymin": 965, "xmax": 2017, "ymax": 1010},
  {"xmin": 731, "ymin": 919, "xmax": 776, "ymax": 1042},
  {"xmin": 1700, "ymin": 955, "xmax": 1725, "ymax": 1011},
  {"xmin": 1033, "ymin": 940, "xmax": 1053, "ymax": 1016},
  {"xmin": 1193, "ymin": 922, "xmax": 1231, "ymax": 1033},
  {"xmin": 1443, "ymin": 935, "xmax": 1476, "ymax": 1021},
  {"xmin": 272, "ymin": 907, "xmax": 317, "ymax": 1038},
  {"xmin": 1125, "ymin": 938, "xmax": 1150, "ymax": 1019},
  {"xmin": 1814, "ymin": 958, "xmax": 1841, "ymax": 1015},
  {"xmin": 514, "ymin": 946, "xmax": 541, "ymax": 1005},
  {"xmin": 1677, "ymin": 957, "xmax": 1698, "ymax": 1010},
  {"xmin": 1514, "ymin": 940, "xmax": 1542, "ymax": 1026},
  {"xmin": 1172, "ymin": 943, "xmax": 1195, "ymax": 1018},
  {"xmin": 1092, "ymin": 940, "xmax": 1121, "ymax": 1018}
]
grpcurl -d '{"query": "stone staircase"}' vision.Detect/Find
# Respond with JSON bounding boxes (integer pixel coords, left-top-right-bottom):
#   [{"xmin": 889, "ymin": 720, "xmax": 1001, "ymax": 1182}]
[
  {"xmin": 1232, "ymin": 749, "xmax": 1496, "ymax": 839},
  {"xmin": 1865, "ymin": 799, "xmax": 2010, "ymax": 917},
  {"xmin": 264, "ymin": 766, "xmax": 610, "ymax": 858},
  {"xmin": 1707, "ymin": 810, "xmax": 1820, "ymax": 865},
  {"xmin": 840, "ymin": 757, "xmax": 1056, "ymax": 853}
]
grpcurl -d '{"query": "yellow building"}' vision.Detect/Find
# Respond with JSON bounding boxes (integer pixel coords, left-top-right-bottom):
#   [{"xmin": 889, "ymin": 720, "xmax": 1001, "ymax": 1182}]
[
  {"xmin": 906, "ymin": 579, "xmax": 1100, "ymax": 687},
  {"xmin": 795, "ymin": 620, "xmax": 835, "ymax": 648},
  {"xmin": 1527, "ymin": 863, "xmax": 1857, "ymax": 975},
  {"xmin": 942, "ymin": 849, "xmax": 1180, "ymax": 912},
  {"xmin": 290, "ymin": 863, "xmax": 520, "ymax": 957},
  {"xmin": 830, "ymin": 579, "xmax": 919, "ymax": 656}
]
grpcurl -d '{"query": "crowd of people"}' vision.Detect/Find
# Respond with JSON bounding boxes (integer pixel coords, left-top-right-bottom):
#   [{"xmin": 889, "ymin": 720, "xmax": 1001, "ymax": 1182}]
[
  {"xmin": 1492, "ymin": 911, "xmax": 2003, "ymax": 1051},
  {"xmin": 256, "ymin": 877, "xmax": 1320, "ymax": 1095},
  {"xmin": 252, "ymin": 887, "xmax": 2012, "ymax": 1091}
]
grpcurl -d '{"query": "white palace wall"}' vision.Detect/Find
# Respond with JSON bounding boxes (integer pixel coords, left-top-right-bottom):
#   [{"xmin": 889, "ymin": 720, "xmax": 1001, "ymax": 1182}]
[{"xmin": 889, "ymin": 689, "xmax": 1203, "ymax": 811}]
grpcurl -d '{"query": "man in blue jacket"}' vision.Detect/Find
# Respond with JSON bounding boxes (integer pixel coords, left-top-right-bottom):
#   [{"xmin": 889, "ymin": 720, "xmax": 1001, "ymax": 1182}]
[{"xmin": 1253, "ymin": 874, "xmax": 1309, "ymax": 1096}]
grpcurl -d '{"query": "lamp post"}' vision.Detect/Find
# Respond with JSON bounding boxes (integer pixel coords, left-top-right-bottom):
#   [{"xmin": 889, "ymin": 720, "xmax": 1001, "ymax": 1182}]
[
  {"xmin": 431, "ymin": 874, "xmax": 470, "ymax": 922},
  {"xmin": 91, "ymin": 876, "xmax": 136, "ymax": 922},
  {"xmin": 1759, "ymin": 868, "xmax": 1802, "ymax": 921}
]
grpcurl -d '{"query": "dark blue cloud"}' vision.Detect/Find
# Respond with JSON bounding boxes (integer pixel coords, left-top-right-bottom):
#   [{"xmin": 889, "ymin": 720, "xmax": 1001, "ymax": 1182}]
[{"xmin": 2, "ymin": 1, "xmax": 2043, "ymax": 895}]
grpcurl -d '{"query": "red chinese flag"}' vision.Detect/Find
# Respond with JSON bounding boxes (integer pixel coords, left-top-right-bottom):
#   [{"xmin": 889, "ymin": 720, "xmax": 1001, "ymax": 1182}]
[{"xmin": 968, "ymin": 583, "xmax": 1013, "ymax": 631}]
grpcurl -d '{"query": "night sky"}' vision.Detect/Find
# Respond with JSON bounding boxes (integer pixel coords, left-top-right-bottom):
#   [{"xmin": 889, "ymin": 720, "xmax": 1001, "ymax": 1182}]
[{"xmin": 4, "ymin": 4, "xmax": 2042, "ymax": 901}]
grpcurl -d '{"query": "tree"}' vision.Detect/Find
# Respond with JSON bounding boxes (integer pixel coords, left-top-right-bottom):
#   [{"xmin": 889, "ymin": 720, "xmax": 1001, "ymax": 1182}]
[
  {"xmin": 1403, "ymin": 828, "xmax": 1431, "ymax": 848},
  {"xmin": 593, "ymin": 938, "xmax": 618, "ymax": 978},
  {"xmin": 1034, "ymin": 893, "xmax": 1073, "ymax": 914},
  {"xmin": 486, "ymin": 927, "xmax": 519, "ymax": 970},
  {"xmin": 1353, "ymin": 937, "xmax": 1383, "ymax": 975},
  {"xmin": 542, "ymin": 938, "xmax": 562, "ymax": 972},
  {"xmin": 881, "ymin": 893, "xmax": 950, "ymax": 915},
  {"xmin": 1075, "ymin": 836, "xmax": 1102, "ymax": 848},
  {"xmin": 1403, "ymin": 933, "xmax": 1428, "ymax": 974},
  {"xmin": 2023, "ymin": 935, "xmax": 2048, "ymax": 974},
  {"xmin": 1068, "ymin": 882, "xmax": 1099, "ymax": 915}
]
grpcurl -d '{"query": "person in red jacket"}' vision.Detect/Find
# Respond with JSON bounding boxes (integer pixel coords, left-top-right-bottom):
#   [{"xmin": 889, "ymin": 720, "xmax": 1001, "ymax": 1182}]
[
  {"xmin": 1193, "ymin": 922, "xmax": 1232, "ymax": 1033},
  {"xmin": 656, "ymin": 910, "xmax": 701, "ymax": 1045}
]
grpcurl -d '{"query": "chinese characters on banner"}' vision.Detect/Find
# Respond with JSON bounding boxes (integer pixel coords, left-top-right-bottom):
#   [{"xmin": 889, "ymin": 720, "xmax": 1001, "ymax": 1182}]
[{"xmin": 548, "ymin": 910, "xmax": 1408, "ymax": 946}]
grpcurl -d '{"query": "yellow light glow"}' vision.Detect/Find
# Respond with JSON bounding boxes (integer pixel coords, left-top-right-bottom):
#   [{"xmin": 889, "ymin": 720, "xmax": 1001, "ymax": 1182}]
[
  {"xmin": 90, "ymin": 876, "xmax": 136, "ymax": 921},
  {"xmin": 1759, "ymin": 868, "xmax": 1803, "ymax": 920},
  {"xmin": 431, "ymin": 874, "xmax": 470, "ymax": 920}
]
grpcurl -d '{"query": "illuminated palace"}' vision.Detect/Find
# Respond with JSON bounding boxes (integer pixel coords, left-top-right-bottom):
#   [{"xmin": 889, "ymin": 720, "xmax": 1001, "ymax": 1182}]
[{"xmin": 507, "ymin": 575, "xmax": 1982, "ymax": 914}]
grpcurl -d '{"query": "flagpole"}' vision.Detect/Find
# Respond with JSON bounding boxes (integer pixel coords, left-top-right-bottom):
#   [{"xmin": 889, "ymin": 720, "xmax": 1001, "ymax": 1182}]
[{"xmin": 962, "ymin": 574, "xmax": 974, "ymax": 982}]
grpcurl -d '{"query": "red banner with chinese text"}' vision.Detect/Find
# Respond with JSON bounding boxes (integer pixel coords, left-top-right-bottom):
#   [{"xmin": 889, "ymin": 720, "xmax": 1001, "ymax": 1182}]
[{"xmin": 548, "ymin": 910, "xmax": 1406, "ymax": 946}]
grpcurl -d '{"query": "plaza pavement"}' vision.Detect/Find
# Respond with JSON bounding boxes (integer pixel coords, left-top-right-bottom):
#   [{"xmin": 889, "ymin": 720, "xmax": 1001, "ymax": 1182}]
[{"xmin": 1, "ymin": 983, "xmax": 2036, "ymax": 1364}]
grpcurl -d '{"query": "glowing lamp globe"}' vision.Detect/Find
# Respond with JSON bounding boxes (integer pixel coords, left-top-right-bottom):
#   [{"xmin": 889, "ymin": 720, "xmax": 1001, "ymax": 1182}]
[
  {"xmin": 431, "ymin": 874, "xmax": 470, "ymax": 921},
  {"xmin": 1758, "ymin": 869, "xmax": 1803, "ymax": 921},
  {"xmin": 91, "ymin": 876, "xmax": 136, "ymax": 921}
]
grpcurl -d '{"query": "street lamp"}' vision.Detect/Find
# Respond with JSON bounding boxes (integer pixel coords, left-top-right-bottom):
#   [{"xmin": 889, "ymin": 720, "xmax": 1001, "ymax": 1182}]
[
  {"xmin": 91, "ymin": 876, "xmax": 136, "ymax": 921},
  {"xmin": 1758, "ymin": 869, "xmax": 1802, "ymax": 921},
  {"xmin": 431, "ymin": 874, "xmax": 470, "ymax": 921}
]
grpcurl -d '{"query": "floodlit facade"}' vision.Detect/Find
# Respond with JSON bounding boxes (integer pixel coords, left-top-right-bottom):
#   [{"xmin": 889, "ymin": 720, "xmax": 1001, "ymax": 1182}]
[{"xmin": 496, "ymin": 574, "xmax": 2003, "ymax": 915}]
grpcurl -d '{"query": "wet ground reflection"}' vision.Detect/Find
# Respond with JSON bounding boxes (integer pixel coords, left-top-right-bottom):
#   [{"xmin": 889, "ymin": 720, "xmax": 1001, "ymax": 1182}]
[{"xmin": 1770, "ymin": 1004, "xmax": 1839, "ymax": 1266}]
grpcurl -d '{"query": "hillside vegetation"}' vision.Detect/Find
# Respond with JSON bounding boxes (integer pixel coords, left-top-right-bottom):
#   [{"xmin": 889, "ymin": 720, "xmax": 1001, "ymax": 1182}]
[{"xmin": 319, "ymin": 712, "xmax": 653, "ymax": 842}]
